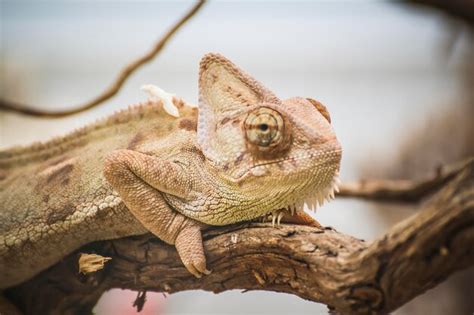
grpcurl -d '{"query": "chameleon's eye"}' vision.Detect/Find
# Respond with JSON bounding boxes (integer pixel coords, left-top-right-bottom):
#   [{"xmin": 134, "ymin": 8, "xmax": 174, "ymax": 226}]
[{"xmin": 244, "ymin": 107, "xmax": 285, "ymax": 148}]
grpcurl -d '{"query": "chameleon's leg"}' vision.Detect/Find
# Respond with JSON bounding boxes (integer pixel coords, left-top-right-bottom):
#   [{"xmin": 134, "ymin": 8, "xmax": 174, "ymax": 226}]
[{"xmin": 104, "ymin": 149, "xmax": 210, "ymax": 277}]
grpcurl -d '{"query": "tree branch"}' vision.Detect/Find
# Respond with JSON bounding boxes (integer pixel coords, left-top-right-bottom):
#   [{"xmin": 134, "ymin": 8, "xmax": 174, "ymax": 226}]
[
  {"xmin": 0, "ymin": 1, "xmax": 206, "ymax": 118},
  {"xmin": 406, "ymin": 0, "xmax": 474, "ymax": 26},
  {"xmin": 6, "ymin": 160, "xmax": 473, "ymax": 314},
  {"xmin": 337, "ymin": 157, "xmax": 472, "ymax": 202}
]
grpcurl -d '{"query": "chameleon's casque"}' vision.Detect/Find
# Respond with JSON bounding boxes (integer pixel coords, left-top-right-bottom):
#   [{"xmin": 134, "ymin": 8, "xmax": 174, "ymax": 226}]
[{"xmin": 0, "ymin": 53, "xmax": 341, "ymax": 288}]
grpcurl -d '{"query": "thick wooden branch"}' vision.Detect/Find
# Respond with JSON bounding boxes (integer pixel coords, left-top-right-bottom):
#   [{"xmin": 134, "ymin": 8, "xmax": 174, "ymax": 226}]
[{"xmin": 6, "ymin": 161, "xmax": 474, "ymax": 315}]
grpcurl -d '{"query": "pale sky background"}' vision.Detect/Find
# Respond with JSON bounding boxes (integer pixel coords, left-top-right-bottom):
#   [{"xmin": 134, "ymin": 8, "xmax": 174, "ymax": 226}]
[{"xmin": 0, "ymin": 1, "xmax": 472, "ymax": 314}]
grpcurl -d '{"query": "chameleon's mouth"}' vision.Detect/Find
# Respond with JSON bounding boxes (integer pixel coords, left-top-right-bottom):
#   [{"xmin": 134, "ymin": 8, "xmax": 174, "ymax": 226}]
[
  {"xmin": 262, "ymin": 171, "xmax": 341, "ymax": 226},
  {"xmin": 236, "ymin": 148, "xmax": 342, "ymax": 180}
]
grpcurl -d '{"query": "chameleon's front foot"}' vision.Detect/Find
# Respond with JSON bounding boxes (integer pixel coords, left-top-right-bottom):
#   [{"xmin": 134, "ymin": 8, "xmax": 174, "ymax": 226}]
[{"xmin": 104, "ymin": 149, "xmax": 210, "ymax": 278}]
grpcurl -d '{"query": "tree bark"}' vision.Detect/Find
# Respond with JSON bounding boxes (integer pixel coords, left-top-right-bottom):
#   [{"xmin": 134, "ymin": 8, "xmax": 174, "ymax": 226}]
[{"xmin": 6, "ymin": 160, "xmax": 474, "ymax": 315}]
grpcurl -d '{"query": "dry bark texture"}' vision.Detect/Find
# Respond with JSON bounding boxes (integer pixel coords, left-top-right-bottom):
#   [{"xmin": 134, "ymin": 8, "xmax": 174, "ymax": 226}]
[{"xmin": 5, "ymin": 159, "xmax": 473, "ymax": 315}]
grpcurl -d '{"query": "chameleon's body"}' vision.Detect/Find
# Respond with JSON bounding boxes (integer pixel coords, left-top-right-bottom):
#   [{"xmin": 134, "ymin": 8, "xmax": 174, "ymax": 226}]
[
  {"xmin": 0, "ymin": 54, "xmax": 341, "ymax": 289},
  {"xmin": 0, "ymin": 101, "xmax": 185, "ymax": 288}
]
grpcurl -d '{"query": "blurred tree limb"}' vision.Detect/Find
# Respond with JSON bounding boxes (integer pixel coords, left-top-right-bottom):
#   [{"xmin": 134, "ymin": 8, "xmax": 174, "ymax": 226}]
[
  {"xmin": 0, "ymin": 0, "xmax": 206, "ymax": 118},
  {"xmin": 408, "ymin": 0, "xmax": 474, "ymax": 26},
  {"xmin": 6, "ymin": 159, "xmax": 474, "ymax": 315},
  {"xmin": 337, "ymin": 158, "xmax": 472, "ymax": 202}
]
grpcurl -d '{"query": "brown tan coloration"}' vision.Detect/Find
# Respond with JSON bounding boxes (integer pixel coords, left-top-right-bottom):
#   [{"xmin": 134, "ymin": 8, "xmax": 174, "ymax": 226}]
[
  {"xmin": 0, "ymin": 100, "xmax": 194, "ymax": 288},
  {"xmin": 178, "ymin": 118, "xmax": 198, "ymax": 131},
  {"xmin": 0, "ymin": 53, "xmax": 341, "ymax": 287},
  {"xmin": 7, "ymin": 160, "xmax": 473, "ymax": 315},
  {"xmin": 306, "ymin": 98, "xmax": 331, "ymax": 123},
  {"xmin": 126, "ymin": 132, "xmax": 145, "ymax": 150}
]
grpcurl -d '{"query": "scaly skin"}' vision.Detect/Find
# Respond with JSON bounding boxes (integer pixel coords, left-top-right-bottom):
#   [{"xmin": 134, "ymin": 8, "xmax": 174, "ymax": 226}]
[{"xmin": 0, "ymin": 53, "xmax": 341, "ymax": 288}]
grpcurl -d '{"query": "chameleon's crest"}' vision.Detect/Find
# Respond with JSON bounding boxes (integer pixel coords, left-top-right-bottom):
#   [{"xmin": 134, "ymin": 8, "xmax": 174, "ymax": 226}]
[{"xmin": 197, "ymin": 53, "xmax": 280, "ymax": 169}]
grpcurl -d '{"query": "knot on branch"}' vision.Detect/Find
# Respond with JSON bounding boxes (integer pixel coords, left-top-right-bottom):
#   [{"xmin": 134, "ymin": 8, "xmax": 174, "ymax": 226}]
[{"xmin": 347, "ymin": 284, "xmax": 385, "ymax": 314}]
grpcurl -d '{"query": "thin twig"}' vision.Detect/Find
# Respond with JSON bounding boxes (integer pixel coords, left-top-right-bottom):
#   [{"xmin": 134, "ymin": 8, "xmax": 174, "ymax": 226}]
[
  {"xmin": 0, "ymin": 1, "xmax": 206, "ymax": 118},
  {"xmin": 337, "ymin": 157, "xmax": 473, "ymax": 202}
]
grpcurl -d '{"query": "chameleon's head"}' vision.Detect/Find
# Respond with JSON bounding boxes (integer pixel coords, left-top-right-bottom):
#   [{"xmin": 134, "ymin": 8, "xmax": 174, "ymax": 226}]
[{"xmin": 197, "ymin": 53, "xmax": 341, "ymax": 222}]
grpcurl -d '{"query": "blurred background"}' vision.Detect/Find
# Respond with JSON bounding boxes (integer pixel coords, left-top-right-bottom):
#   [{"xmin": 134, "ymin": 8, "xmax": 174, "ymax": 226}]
[{"xmin": 1, "ymin": 1, "xmax": 473, "ymax": 314}]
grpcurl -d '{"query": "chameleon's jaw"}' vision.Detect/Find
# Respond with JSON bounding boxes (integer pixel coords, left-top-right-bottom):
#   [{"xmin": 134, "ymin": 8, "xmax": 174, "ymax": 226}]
[{"xmin": 263, "ymin": 170, "xmax": 341, "ymax": 226}]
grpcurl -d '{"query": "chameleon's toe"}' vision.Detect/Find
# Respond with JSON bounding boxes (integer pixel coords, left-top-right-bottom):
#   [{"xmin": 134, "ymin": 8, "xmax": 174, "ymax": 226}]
[
  {"xmin": 269, "ymin": 210, "xmax": 286, "ymax": 227},
  {"xmin": 180, "ymin": 250, "xmax": 210, "ymax": 278},
  {"xmin": 184, "ymin": 262, "xmax": 203, "ymax": 278},
  {"xmin": 265, "ymin": 208, "xmax": 323, "ymax": 228},
  {"xmin": 192, "ymin": 255, "xmax": 211, "ymax": 276},
  {"xmin": 175, "ymin": 223, "xmax": 209, "ymax": 278}
]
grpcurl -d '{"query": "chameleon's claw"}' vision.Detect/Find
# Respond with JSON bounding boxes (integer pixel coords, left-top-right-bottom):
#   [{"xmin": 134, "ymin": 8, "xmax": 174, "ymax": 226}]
[
  {"xmin": 183, "ymin": 260, "xmax": 211, "ymax": 278},
  {"xmin": 288, "ymin": 204, "xmax": 296, "ymax": 216},
  {"xmin": 277, "ymin": 212, "xmax": 284, "ymax": 225},
  {"xmin": 270, "ymin": 210, "xmax": 285, "ymax": 227},
  {"xmin": 187, "ymin": 264, "xmax": 202, "ymax": 278}
]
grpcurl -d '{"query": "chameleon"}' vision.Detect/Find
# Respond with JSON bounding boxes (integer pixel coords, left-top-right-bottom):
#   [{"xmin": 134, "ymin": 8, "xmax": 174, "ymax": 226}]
[{"xmin": 0, "ymin": 53, "xmax": 341, "ymax": 289}]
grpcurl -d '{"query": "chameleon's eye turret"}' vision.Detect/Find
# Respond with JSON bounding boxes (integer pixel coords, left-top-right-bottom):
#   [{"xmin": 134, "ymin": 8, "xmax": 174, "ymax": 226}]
[{"xmin": 244, "ymin": 107, "xmax": 290, "ymax": 156}]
